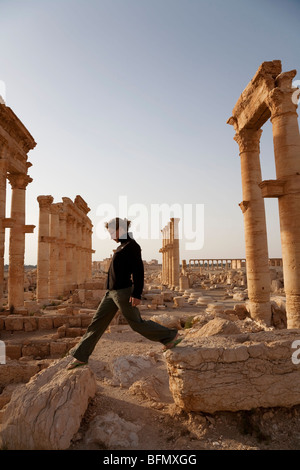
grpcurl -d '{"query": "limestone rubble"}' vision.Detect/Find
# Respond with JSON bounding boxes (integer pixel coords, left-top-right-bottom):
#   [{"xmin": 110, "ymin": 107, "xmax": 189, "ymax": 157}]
[{"xmin": 0, "ymin": 356, "xmax": 96, "ymax": 450}]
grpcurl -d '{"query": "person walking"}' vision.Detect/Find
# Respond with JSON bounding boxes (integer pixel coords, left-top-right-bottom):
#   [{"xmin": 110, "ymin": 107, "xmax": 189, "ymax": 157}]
[{"xmin": 67, "ymin": 217, "xmax": 181, "ymax": 369}]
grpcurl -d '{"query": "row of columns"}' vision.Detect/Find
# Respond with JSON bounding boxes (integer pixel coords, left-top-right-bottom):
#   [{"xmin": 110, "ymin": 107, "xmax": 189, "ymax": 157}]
[
  {"xmin": 160, "ymin": 218, "xmax": 180, "ymax": 288},
  {"xmin": 0, "ymin": 162, "xmax": 35, "ymax": 310},
  {"xmin": 36, "ymin": 195, "xmax": 94, "ymax": 303},
  {"xmin": 228, "ymin": 63, "xmax": 300, "ymax": 328},
  {"xmin": 189, "ymin": 259, "xmax": 246, "ymax": 269},
  {"xmin": 0, "ymin": 102, "xmax": 36, "ymax": 311}
]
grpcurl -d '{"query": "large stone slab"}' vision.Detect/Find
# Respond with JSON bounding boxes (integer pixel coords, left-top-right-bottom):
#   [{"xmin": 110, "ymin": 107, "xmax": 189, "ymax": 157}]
[
  {"xmin": 0, "ymin": 356, "xmax": 96, "ymax": 449},
  {"xmin": 165, "ymin": 329, "xmax": 300, "ymax": 413}
]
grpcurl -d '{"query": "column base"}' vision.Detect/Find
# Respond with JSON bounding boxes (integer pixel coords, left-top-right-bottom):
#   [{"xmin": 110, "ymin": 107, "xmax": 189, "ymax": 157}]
[
  {"xmin": 286, "ymin": 294, "xmax": 300, "ymax": 329},
  {"xmin": 247, "ymin": 300, "xmax": 272, "ymax": 326},
  {"xmin": 10, "ymin": 307, "xmax": 28, "ymax": 316}
]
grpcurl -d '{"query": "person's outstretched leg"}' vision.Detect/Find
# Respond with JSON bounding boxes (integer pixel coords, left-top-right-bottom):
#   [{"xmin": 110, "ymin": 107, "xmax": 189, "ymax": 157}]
[
  {"xmin": 70, "ymin": 291, "xmax": 119, "ymax": 363},
  {"xmin": 112, "ymin": 287, "xmax": 178, "ymax": 345}
]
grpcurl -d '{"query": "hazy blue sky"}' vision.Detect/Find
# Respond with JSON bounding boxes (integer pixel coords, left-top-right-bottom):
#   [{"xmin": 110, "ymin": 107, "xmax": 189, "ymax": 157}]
[{"xmin": 0, "ymin": 0, "xmax": 299, "ymax": 264}]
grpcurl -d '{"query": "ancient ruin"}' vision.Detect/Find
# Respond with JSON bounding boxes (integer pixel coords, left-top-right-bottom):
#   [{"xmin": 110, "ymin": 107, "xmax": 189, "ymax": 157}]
[
  {"xmin": 36, "ymin": 195, "xmax": 94, "ymax": 304},
  {"xmin": 228, "ymin": 60, "xmax": 300, "ymax": 328},
  {"xmin": 0, "ymin": 102, "xmax": 36, "ymax": 312},
  {"xmin": 1, "ymin": 60, "xmax": 300, "ymax": 450},
  {"xmin": 160, "ymin": 218, "xmax": 180, "ymax": 289}
]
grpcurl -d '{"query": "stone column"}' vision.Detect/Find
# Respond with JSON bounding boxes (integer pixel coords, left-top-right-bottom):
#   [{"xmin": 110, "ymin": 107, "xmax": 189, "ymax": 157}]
[
  {"xmin": 65, "ymin": 215, "xmax": 74, "ymax": 292},
  {"xmin": 0, "ymin": 158, "xmax": 7, "ymax": 308},
  {"xmin": 58, "ymin": 209, "xmax": 67, "ymax": 297},
  {"xmin": 36, "ymin": 195, "xmax": 53, "ymax": 303},
  {"xmin": 75, "ymin": 221, "xmax": 82, "ymax": 285},
  {"xmin": 48, "ymin": 204, "xmax": 60, "ymax": 299},
  {"xmin": 162, "ymin": 227, "xmax": 168, "ymax": 285},
  {"xmin": 86, "ymin": 226, "xmax": 93, "ymax": 280},
  {"xmin": 167, "ymin": 222, "xmax": 172, "ymax": 287},
  {"xmin": 72, "ymin": 217, "xmax": 78, "ymax": 288},
  {"xmin": 160, "ymin": 229, "xmax": 164, "ymax": 285},
  {"xmin": 234, "ymin": 128, "xmax": 271, "ymax": 324},
  {"xmin": 7, "ymin": 173, "xmax": 33, "ymax": 310},
  {"xmin": 161, "ymin": 228, "xmax": 166, "ymax": 284},
  {"xmin": 170, "ymin": 219, "xmax": 174, "ymax": 288},
  {"xmin": 267, "ymin": 70, "xmax": 300, "ymax": 328},
  {"xmin": 81, "ymin": 225, "xmax": 87, "ymax": 283},
  {"xmin": 171, "ymin": 217, "xmax": 180, "ymax": 288}
]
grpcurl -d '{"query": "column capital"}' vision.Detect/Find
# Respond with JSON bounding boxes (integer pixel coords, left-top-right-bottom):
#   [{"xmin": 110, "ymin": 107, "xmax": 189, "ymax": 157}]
[
  {"xmin": 234, "ymin": 128, "xmax": 263, "ymax": 154},
  {"xmin": 37, "ymin": 195, "xmax": 54, "ymax": 210},
  {"xmin": 266, "ymin": 70, "xmax": 298, "ymax": 119},
  {"xmin": 8, "ymin": 172, "xmax": 32, "ymax": 189}
]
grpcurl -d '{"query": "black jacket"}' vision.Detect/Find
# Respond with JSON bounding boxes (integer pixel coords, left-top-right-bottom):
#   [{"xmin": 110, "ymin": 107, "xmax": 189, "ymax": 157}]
[{"xmin": 106, "ymin": 234, "xmax": 144, "ymax": 299}]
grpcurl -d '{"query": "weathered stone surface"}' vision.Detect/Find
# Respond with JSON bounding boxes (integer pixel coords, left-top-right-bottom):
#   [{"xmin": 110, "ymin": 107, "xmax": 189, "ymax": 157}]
[
  {"xmin": 186, "ymin": 317, "xmax": 241, "ymax": 338},
  {"xmin": 38, "ymin": 317, "xmax": 54, "ymax": 330},
  {"xmin": 23, "ymin": 317, "xmax": 38, "ymax": 332},
  {"xmin": 165, "ymin": 329, "xmax": 300, "ymax": 413},
  {"xmin": 110, "ymin": 354, "xmax": 156, "ymax": 387},
  {"xmin": 4, "ymin": 316, "xmax": 24, "ymax": 331},
  {"xmin": 129, "ymin": 376, "xmax": 163, "ymax": 402},
  {"xmin": 149, "ymin": 313, "xmax": 181, "ymax": 330},
  {"xmin": 84, "ymin": 411, "xmax": 141, "ymax": 449},
  {"xmin": 0, "ymin": 356, "xmax": 97, "ymax": 449}
]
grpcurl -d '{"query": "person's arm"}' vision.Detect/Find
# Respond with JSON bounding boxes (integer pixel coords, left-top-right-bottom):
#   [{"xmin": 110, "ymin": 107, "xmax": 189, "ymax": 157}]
[{"xmin": 130, "ymin": 243, "xmax": 144, "ymax": 302}]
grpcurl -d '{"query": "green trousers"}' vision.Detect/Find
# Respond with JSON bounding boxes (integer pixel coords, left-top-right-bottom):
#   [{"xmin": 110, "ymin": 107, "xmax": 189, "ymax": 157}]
[{"xmin": 72, "ymin": 287, "xmax": 178, "ymax": 363}]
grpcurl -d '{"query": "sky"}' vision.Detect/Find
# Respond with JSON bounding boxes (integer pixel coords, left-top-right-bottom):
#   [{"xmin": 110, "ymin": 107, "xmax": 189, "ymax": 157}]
[{"xmin": 0, "ymin": 0, "xmax": 299, "ymax": 264}]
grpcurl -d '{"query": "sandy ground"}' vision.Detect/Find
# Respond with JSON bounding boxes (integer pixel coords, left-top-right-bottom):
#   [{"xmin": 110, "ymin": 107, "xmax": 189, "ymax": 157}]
[{"xmin": 66, "ymin": 306, "xmax": 300, "ymax": 451}]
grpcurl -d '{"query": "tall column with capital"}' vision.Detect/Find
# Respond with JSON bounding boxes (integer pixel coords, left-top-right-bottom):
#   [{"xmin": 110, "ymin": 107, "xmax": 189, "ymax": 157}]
[
  {"xmin": 36, "ymin": 195, "xmax": 53, "ymax": 303},
  {"xmin": 267, "ymin": 71, "xmax": 300, "ymax": 328},
  {"xmin": 7, "ymin": 173, "xmax": 33, "ymax": 310},
  {"xmin": 0, "ymin": 158, "xmax": 7, "ymax": 308},
  {"xmin": 234, "ymin": 128, "xmax": 271, "ymax": 324},
  {"xmin": 160, "ymin": 228, "xmax": 166, "ymax": 285},
  {"xmin": 48, "ymin": 204, "xmax": 60, "ymax": 299}
]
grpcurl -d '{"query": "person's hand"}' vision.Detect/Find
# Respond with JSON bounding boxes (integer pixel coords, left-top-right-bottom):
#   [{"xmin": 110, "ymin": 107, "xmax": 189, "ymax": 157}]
[{"xmin": 130, "ymin": 297, "xmax": 141, "ymax": 307}]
